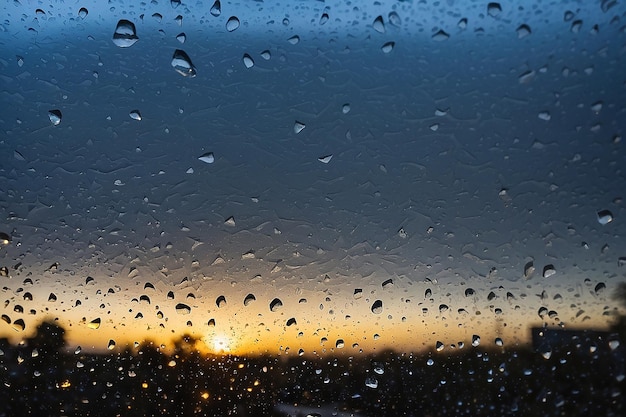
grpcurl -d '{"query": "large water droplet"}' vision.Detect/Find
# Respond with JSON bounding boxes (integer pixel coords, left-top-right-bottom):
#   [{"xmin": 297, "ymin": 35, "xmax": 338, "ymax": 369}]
[
  {"xmin": 242, "ymin": 53, "xmax": 254, "ymax": 69},
  {"xmin": 371, "ymin": 300, "xmax": 383, "ymax": 314},
  {"xmin": 372, "ymin": 15, "xmax": 385, "ymax": 33},
  {"xmin": 78, "ymin": 7, "xmax": 88, "ymax": 19},
  {"xmin": 381, "ymin": 41, "xmax": 395, "ymax": 53},
  {"xmin": 88, "ymin": 318, "xmax": 101, "ymax": 329},
  {"xmin": 129, "ymin": 110, "xmax": 142, "ymax": 121},
  {"xmin": 112, "ymin": 19, "xmax": 139, "ymax": 48},
  {"xmin": 226, "ymin": 16, "xmax": 240, "ymax": 32},
  {"xmin": 171, "ymin": 49, "xmax": 196, "ymax": 77},
  {"xmin": 210, "ymin": 1, "xmax": 221, "ymax": 16},
  {"xmin": 270, "ymin": 298, "xmax": 283, "ymax": 312},
  {"xmin": 175, "ymin": 303, "xmax": 191, "ymax": 314},
  {"xmin": 294, "ymin": 121, "xmax": 306, "ymax": 134}
]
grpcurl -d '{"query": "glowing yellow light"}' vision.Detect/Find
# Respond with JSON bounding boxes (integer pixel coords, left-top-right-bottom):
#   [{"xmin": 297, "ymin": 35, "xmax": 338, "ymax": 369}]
[
  {"xmin": 58, "ymin": 380, "xmax": 71, "ymax": 389},
  {"xmin": 141, "ymin": 382, "xmax": 149, "ymax": 389},
  {"xmin": 200, "ymin": 392, "xmax": 210, "ymax": 400},
  {"xmin": 210, "ymin": 335, "xmax": 231, "ymax": 353},
  {"xmin": 168, "ymin": 360, "xmax": 176, "ymax": 367}
]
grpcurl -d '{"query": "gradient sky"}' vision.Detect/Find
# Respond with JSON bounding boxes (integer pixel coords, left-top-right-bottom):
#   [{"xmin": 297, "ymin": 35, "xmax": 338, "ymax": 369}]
[{"xmin": 0, "ymin": 0, "xmax": 624, "ymax": 356}]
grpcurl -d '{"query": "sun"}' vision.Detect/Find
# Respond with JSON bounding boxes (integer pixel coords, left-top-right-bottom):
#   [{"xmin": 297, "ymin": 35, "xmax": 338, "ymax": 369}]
[{"xmin": 209, "ymin": 335, "xmax": 231, "ymax": 354}]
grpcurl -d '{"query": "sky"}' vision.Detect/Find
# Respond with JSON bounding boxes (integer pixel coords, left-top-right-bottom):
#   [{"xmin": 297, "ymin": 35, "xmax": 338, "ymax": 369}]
[{"xmin": 0, "ymin": 0, "xmax": 625, "ymax": 356}]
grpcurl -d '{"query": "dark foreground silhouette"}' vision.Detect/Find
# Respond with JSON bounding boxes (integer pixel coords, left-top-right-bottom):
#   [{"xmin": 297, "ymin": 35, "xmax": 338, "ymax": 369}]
[{"xmin": 0, "ymin": 322, "xmax": 624, "ymax": 417}]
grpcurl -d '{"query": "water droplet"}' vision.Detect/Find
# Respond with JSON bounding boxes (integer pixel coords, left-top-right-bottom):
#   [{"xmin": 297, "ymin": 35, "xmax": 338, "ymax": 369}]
[
  {"xmin": 176, "ymin": 32, "xmax": 186, "ymax": 43},
  {"xmin": 294, "ymin": 121, "xmax": 306, "ymax": 134},
  {"xmin": 260, "ymin": 50, "xmax": 271, "ymax": 60},
  {"xmin": 48, "ymin": 109, "xmax": 62, "ymax": 125},
  {"xmin": 465, "ymin": 288, "xmax": 475, "ymax": 297},
  {"xmin": 216, "ymin": 295, "xmax": 227, "ymax": 308},
  {"xmin": 524, "ymin": 261, "xmax": 535, "ymax": 279},
  {"xmin": 244, "ymin": 293, "xmax": 256, "ymax": 306},
  {"xmin": 594, "ymin": 282, "xmax": 606, "ymax": 295},
  {"xmin": 242, "ymin": 53, "xmax": 254, "ymax": 68},
  {"xmin": 372, "ymin": 15, "xmax": 385, "ymax": 33},
  {"xmin": 208, "ymin": 318, "xmax": 215, "ymax": 327},
  {"xmin": 171, "ymin": 49, "xmax": 196, "ymax": 77},
  {"xmin": 112, "ymin": 19, "xmax": 139, "ymax": 48},
  {"xmin": 495, "ymin": 337, "xmax": 504, "ymax": 347},
  {"xmin": 78, "ymin": 7, "xmax": 88, "ymax": 19},
  {"xmin": 436, "ymin": 341, "xmax": 444, "ymax": 351},
  {"xmin": 427, "ymin": 358, "xmax": 435, "ymax": 366},
  {"xmin": 571, "ymin": 20, "xmax": 583, "ymax": 33},
  {"xmin": 107, "ymin": 339, "xmax": 116, "ymax": 350},
  {"xmin": 542, "ymin": 264, "xmax": 556, "ymax": 278},
  {"xmin": 287, "ymin": 35, "xmax": 300, "ymax": 45},
  {"xmin": 210, "ymin": 0, "xmax": 221, "ymax": 16},
  {"xmin": 175, "ymin": 303, "xmax": 191, "ymax": 315},
  {"xmin": 388, "ymin": 11, "xmax": 401, "ymax": 27},
  {"xmin": 0, "ymin": 232, "xmax": 11, "ymax": 245},
  {"xmin": 318, "ymin": 154, "xmax": 333, "ymax": 164},
  {"xmin": 226, "ymin": 16, "xmax": 240, "ymax": 32},
  {"xmin": 516, "ymin": 24, "xmax": 531, "ymax": 38},
  {"xmin": 381, "ymin": 41, "xmax": 395, "ymax": 53},
  {"xmin": 487, "ymin": 2, "xmax": 502, "ymax": 17},
  {"xmin": 365, "ymin": 377, "xmax": 378, "ymax": 389},
  {"xmin": 319, "ymin": 12, "xmax": 329, "ymax": 25},
  {"xmin": 129, "ymin": 110, "xmax": 142, "ymax": 121},
  {"xmin": 198, "ymin": 152, "xmax": 215, "ymax": 164},
  {"xmin": 12, "ymin": 319, "xmax": 25, "ymax": 332},
  {"xmin": 88, "ymin": 318, "xmax": 101, "ymax": 329},
  {"xmin": 472, "ymin": 335, "xmax": 481, "ymax": 347},
  {"xmin": 335, "ymin": 339, "xmax": 345, "ymax": 349},
  {"xmin": 537, "ymin": 111, "xmax": 551, "ymax": 121},
  {"xmin": 439, "ymin": 304, "xmax": 449, "ymax": 313},
  {"xmin": 432, "ymin": 29, "xmax": 450, "ymax": 41},
  {"xmin": 371, "ymin": 300, "xmax": 383, "ymax": 314},
  {"xmin": 152, "ymin": 13, "xmax": 163, "ymax": 23},
  {"xmin": 224, "ymin": 216, "xmax": 235, "ymax": 227},
  {"xmin": 597, "ymin": 210, "xmax": 613, "ymax": 225},
  {"xmin": 270, "ymin": 298, "xmax": 283, "ymax": 312}
]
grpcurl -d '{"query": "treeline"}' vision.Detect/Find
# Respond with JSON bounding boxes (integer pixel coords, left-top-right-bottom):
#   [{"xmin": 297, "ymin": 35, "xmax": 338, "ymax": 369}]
[{"xmin": 0, "ymin": 321, "xmax": 624, "ymax": 417}]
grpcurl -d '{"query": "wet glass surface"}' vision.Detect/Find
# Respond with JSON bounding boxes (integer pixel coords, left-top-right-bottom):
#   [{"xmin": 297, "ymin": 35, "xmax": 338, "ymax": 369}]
[{"xmin": 0, "ymin": 1, "xmax": 625, "ymax": 415}]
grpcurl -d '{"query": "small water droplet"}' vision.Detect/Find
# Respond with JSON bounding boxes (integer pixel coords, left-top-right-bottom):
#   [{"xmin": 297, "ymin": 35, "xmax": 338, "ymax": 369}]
[
  {"xmin": 242, "ymin": 53, "xmax": 254, "ymax": 68},
  {"xmin": 537, "ymin": 111, "xmax": 551, "ymax": 121},
  {"xmin": 472, "ymin": 335, "xmax": 481, "ymax": 347},
  {"xmin": 175, "ymin": 303, "xmax": 191, "ymax": 314},
  {"xmin": 78, "ymin": 7, "xmax": 88, "ymax": 19},
  {"xmin": 516, "ymin": 24, "xmax": 531, "ymax": 38},
  {"xmin": 171, "ymin": 49, "xmax": 196, "ymax": 77},
  {"xmin": 88, "ymin": 318, "xmax": 101, "ymax": 329},
  {"xmin": 381, "ymin": 41, "xmax": 395, "ymax": 53},
  {"xmin": 176, "ymin": 32, "xmax": 186, "ymax": 43},
  {"xmin": 270, "ymin": 298, "xmax": 283, "ymax": 312},
  {"xmin": 319, "ymin": 12, "xmax": 329, "ymax": 25},
  {"xmin": 487, "ymin": 2, "xmax": 502, "ymax": 17},
  {"xmin": 244, "ymin": 293, "xmax": 256, "ymax": 306},
  {"xmin": 107, "ymin": 339, "xmax": 116, "ymax": 350},
  {"xmin": 287, "ymin": 35, "xmax": 300, "ymax": 45},
  {"xmin": 210, "ymin": 0, "xmax": 221, "ymax": 16},
  {"xmin": 198, "ymin": 152, "xmax": 215, "ymax": 164},
  {"xmin": 388, "ymin": 11, "xmax": 401, "ymax": 27},
  {"xmin": 226, "ymin": 16, "xmax": 240, "ymax": 32},
  {"xmin": 365, "ymin": 377, "xmax": 378, "ymax": 389},
  {"xmin": 371, "ymin": 300, "xmax": 383, "ymax": 314},
  {"xmin": 129, "ymin": 110, "xmax": 142, "ymax": 121},
  {"xmin": 294, "ymin": 121, "xmax": 306, "ymax": 134},
  {"xmin": 432, "ymin": 30, "xmax": 449, "ymax": 41},
  {"xmin": 48, "ymin": 109, "xmax": 62, "ymax": 125},
  {"xmin": 260, "ymin": 50, "xmax": 271, "ymax": 60},
  {"xmin": 112, "ymin": 19, "xmax": 139, "ymax": 48},
  {"xmin": 597, "ymin": 210, "xmax": 613, "ymax": 225},
  {"xmin": 335, "ymin": 339, "xmax": 345, "ymax": 349}
]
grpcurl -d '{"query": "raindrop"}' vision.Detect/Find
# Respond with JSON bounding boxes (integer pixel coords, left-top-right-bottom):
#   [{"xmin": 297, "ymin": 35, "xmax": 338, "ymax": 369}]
[
  {"xmin": 537, "ymin": 111, "xmax": 551, "ymax": 121},
  {"xmin": 524, "ymin": 261, "xmax": 535, "ymax": 279},
  {"xmin": 371, "ymin": 300, "xmax": 383, "ymax": 314},
  {"xmin": 0, "ymin": 232, "xmax": 11, "ymax": 245},
  {"xmin": 294, "ymin": 121, "xmax": 306, "ymax": 134},
  {"xmin": 129, "ymin": 110, "xmax": 142, "ymax": 121},
  {"xmin": 458, "ymin": 17, "xmax": 468, "ymax": 29},
  {"xmin": 425, "ymin": 288, "xmax": 432, "ymax": 298},
  {"xmin": 287, "ymin": 35, "xmax": 300, "ymax": 45},
  {"xmin": 152, "ymin": 13, "xmax": 163, "ymax": 23},
  {"xmin": 112, "ymin": 19, "xmax": 139, "ymax": 48},
  {"xmin": 171, "ymin": 49, "xmax": 196, "ymax": 77},
  {"xmin": 594, "ymin": 282, "xmax": 606, "ymax": 295},
  {"xmin": 216, "ymin": 295, "xmax": 227, "ymax": 308},
  {"xmin": 48, "ymin": 293, "xmax": 57, "ymax": 302},
  {"xmin": 465, "ymin": 288, "xmax": 475, "ymax": 297},
  {"xmin": 88, "ymin": 318, "xmax": 101, "ymax": 329},
  {"xmin": 427, "ymin": 358, "xmax": 435, "ymax": 366},
  {"xmin": 176, "ymin": 32, "xmax": 186, "ymax": 43},
  {"xmin": 78, "ymin": 7, "xmax": 88, "ymax": 19},
  {"xmin": 242, "ymin": 53, "xmax": 254, "ymax": 69},
  {"xmin": 260, "ymin": 50, "xmax": 271, "ymax": 60},
  {"xmin": 107, "ymin": 339, "xmax": 116, "ymax": 350},
  {"xmin": 335, "ymin": 339, "xmax": 345, "ymax": 349},
  {"xmin": 208, "ymin": 318, "xmax": 215, "ymax": 327},
  {"xmin": 286, "ymin": 318, "xmax": 297, "ymax": 326},
  {"xmin": 243, "ymin": 293, "xmax": 256, "ymax": 306},
  {"xmin": 319, "ymin": 12, "xmax": 329, "ymax": 25},
  {"xmin": 382, "ymin": 279, "xmax": 393, "ymax": 289},
  {"xmin": 432, "ymin": 29, "xmax": 449, "ymax": 41},
  {"xmin": 16, "ymin": 55, "xmax": 24, "ymax": 67},
  {"xmin": 487, "ymin": 3, "xmax": 502, "ymax": 17},
  {"xmin": 538, "ymin": 307, "xmax": 548, "ymax": 319},
  {"xmin": 516, "ymin": 24, "xmax": 531, "ymax": 38},
  {"xmin": 1, "ymin": 315, "xmax": 9, "ymax": 324},
  {"xmin": 224, "ymin": 216, "xmax": 235, "ymax": 227},
  {"xmin": 381, "ymin": 41, "xmax": 395, "ymax": 53},
  {"xmin": 174, "ymin": 15, "xmax": 183, "ymax": 26},
  {"xmin": 388, "ymin": 11, "xmax": 401, "ymax": 27},
  {"xmin": 226, "ymin": 16, "xmax": 240, "ymax": 32},
  {"xmin": 597, "ymin": 210, "xmax": 613, "ymax": 225},
  {"xmin": 436, "ymin": 341, "xmax": 444, "ymax": 351},
  {"xmin": 365, "ymin": 377, "xmax": 378, "ymax": 389},
  {"xmin": 542, "ymin": 264, "xmax": 556, "ymax": 278},
  {"xmin": 12, "ymin": 319, "xmax": 25, "ymax": 332},
  {"xmin": 439, "ymin": 304, "xmax": 449, "ymax": 313},
  {"xmin": 372, "ymin": 15, "xmax": 385, "ymax": 33},
  {"xmin": 175, "ymin": 303, "xmax": 191, "ymax": 315},
  {"xmin": 342, "ymin": 103, "xmax": 351, "ymax": 114},
  {"xmin": 472, "ymin": 335, "xmax": 481, "ymax": 347},
  {"xmin": 571, "ymin": 20, "xmax": 582, "ymax": 33},
  {"xmin": 48, "ymin": 109, "xmax": 62, "ymax": 125},
  {"xmin": 270, "ymin": 298, "xmax": 283, "ymax": 312},
  {"xmin": 495, "ymin": 337, "xmax": 504, "ymax": 347},
  {"xmin": 210, "ymin": 1, "xmax": 221, "ymax": 16},
  {"xmin": 318, "ymin": 154, "xmax": 333, "ymax": 164},
  {"xmin": 198, "ymin": 152, "xmax": 215, "ymax": 164}
]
